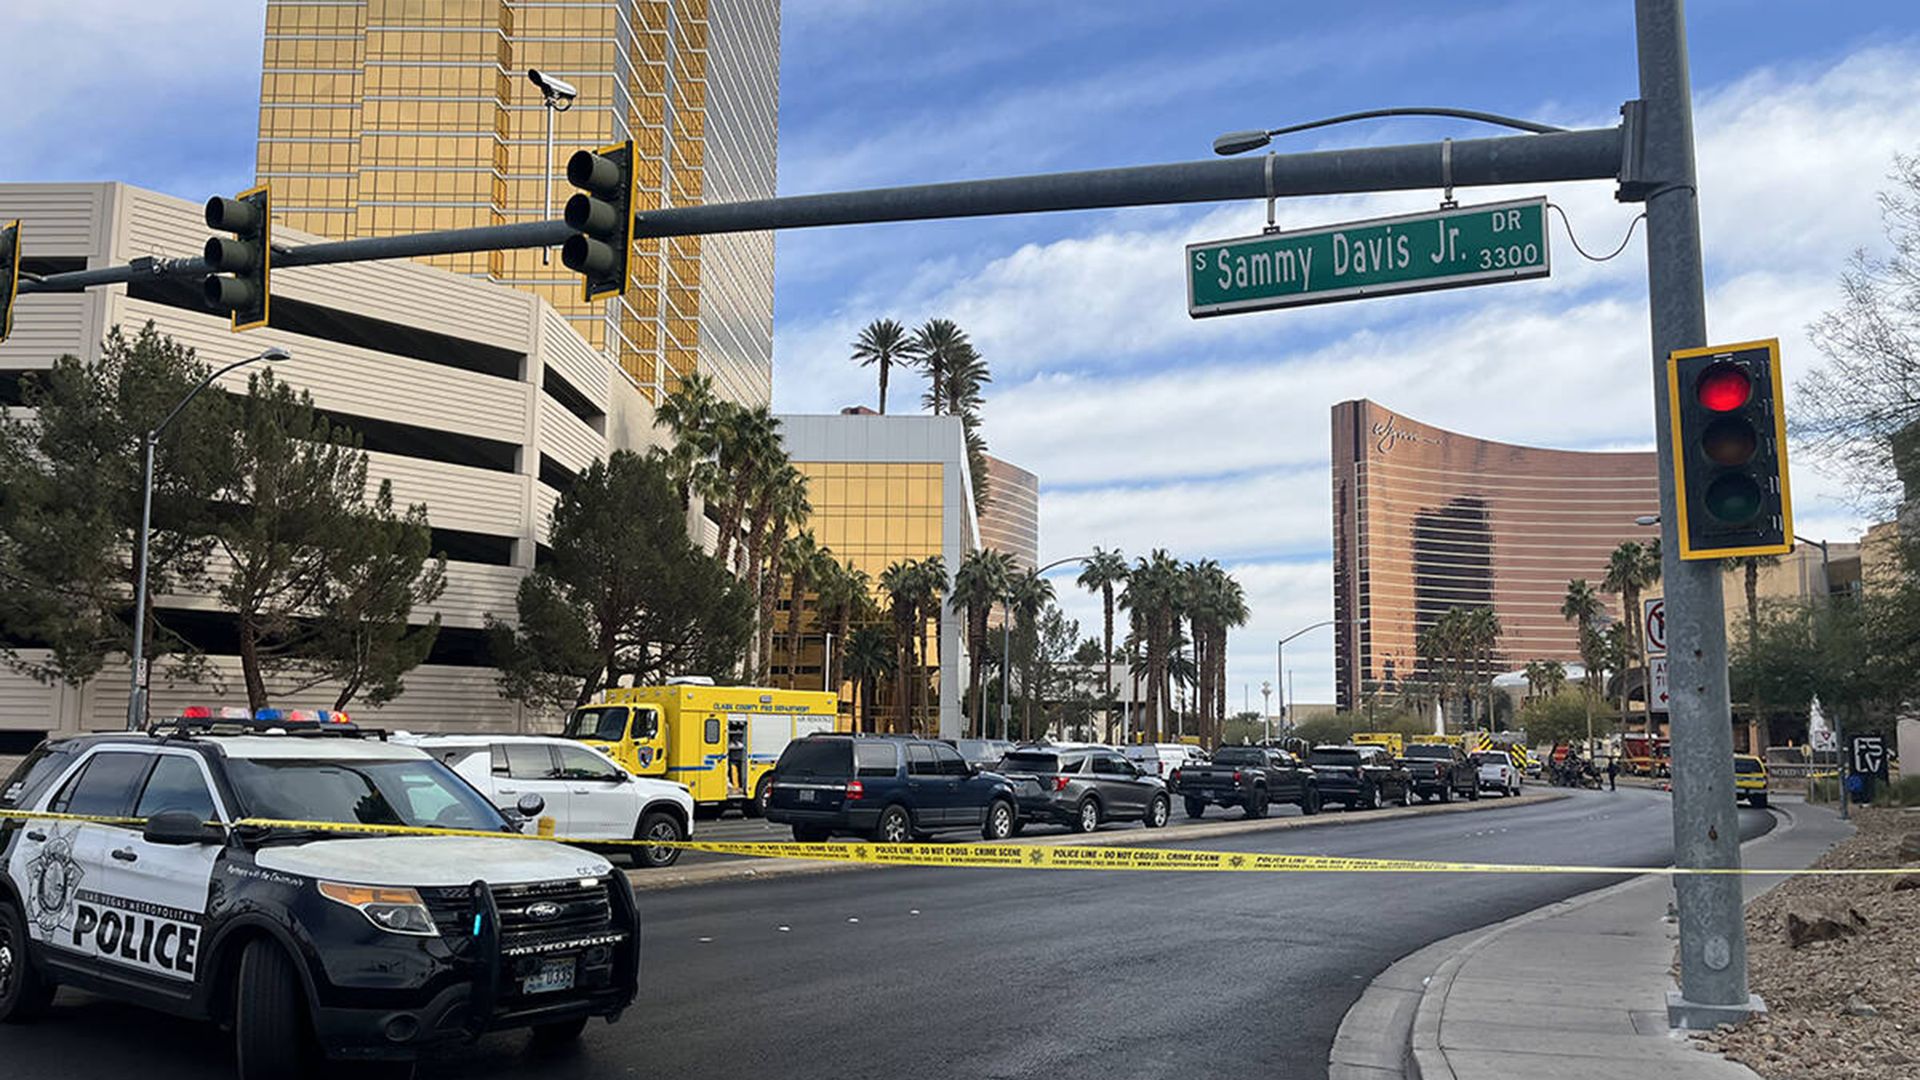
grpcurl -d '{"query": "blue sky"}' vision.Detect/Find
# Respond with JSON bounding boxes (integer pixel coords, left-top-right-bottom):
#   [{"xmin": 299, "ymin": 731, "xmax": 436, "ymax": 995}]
[{"xmin": 2, "ymin": 1, "xmax": 1915, "ymax": 705}]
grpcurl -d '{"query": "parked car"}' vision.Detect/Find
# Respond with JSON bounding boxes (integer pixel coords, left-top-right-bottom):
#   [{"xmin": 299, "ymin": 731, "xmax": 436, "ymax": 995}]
[
  {"xmin": 1733, "ymin": 754, "xmax": 1769, "ymax": 808},
  {"xmin": 1402, "ymin": 742, "xmax": 1481, "ymax": 803},
  {"xmin": 1470, "ymin": 750, "xmax": 1522, "ymax": 797},
  {"xmin": 1124, "ymin": 742, "xmax": 1208, "ymax": 791},
  {"xmin": 996, "ymin": 744, "xmax": 1170, "ymax": 832},
  {"xmin": 945, "ymin": 738, "xmax": 1015, "ymax": 770},
  {"xmin": 394, "ymin": 733, "xmax": 695, "ymax": 868},
  {"xmin": 0, "ymin": 711, "xmax": 639, "ymax": 1079},
  {"xmin": 764, "ymin": 734, "xmax": 1018, "ymax": 842},
  {"xmin": 1306, "ymin": 744, "xmax": 1414, "ymax": 810},
  {"xmin": 1172, "ymin": 745, "xmax": 1321, "ymax": 818}
]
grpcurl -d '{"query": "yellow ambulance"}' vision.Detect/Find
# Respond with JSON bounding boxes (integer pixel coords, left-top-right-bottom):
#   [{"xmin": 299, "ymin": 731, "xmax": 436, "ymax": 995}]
[{"xmin": 563, "ymin": 682, "xmax": 842, "ymax": 814}]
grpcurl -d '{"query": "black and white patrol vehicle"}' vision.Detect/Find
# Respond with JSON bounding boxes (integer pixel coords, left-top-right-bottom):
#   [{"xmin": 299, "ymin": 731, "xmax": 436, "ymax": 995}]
[{"xmin": 0, "ymin": 711, "xmax": 640, "ymax": 1079}]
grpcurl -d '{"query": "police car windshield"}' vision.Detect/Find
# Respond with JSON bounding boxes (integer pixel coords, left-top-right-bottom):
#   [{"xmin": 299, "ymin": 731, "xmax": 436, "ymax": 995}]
[
  {"xmin": 224, "ymin": 757, "xmax": 509, "ymax": 832},
  {"xmin": 565, "ymin": 706, "xmax": 629, "ymax": 741}
]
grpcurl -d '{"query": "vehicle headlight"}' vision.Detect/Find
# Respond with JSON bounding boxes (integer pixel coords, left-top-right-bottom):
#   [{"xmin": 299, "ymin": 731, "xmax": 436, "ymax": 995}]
[{"xmin": 318, "ymin": 881, "xmax": 438, "ymax": 937}]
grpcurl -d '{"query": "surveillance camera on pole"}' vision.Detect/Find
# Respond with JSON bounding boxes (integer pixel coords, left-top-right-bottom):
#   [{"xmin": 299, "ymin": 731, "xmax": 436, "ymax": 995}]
[
  {"xmin": 528, "ymin": 69, "xmax": 579, "ymax": 265},
  {"xmin": 527, "ymin": 69, "xmax": 578, "ymax": 107},
  {"xmin": 203, "ymin": 185, "xmax": 272, "ymax": 331}
]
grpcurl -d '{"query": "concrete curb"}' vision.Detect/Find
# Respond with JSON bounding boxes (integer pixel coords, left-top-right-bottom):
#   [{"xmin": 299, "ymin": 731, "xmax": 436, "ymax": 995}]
[
  {"xmin": 630, "ymin": 788, "xmax": 1572, "ymax": 892},
  {"xmin": 1330, "ymin": 800, "xmax": 1802, "ymax": 1080}
]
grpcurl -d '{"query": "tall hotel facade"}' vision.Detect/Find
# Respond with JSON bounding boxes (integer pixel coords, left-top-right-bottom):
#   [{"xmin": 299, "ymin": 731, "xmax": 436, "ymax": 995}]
[
  {"xmin": 1331, "ymin": 400, "xmax": 1659, "ymax": 712},
  {"xmin": 255, "ymin": 0, "xmax": 779, "ymax": 405}
]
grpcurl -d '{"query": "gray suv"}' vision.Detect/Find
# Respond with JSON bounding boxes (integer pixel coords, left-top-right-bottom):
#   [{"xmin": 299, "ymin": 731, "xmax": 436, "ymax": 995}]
[{"xmin": 996, "ymin": 745, "xmax": 1170, "ymax": 833}]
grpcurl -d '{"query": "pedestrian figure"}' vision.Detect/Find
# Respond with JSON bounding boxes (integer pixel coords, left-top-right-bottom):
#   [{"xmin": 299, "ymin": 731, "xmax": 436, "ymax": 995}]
[{"xmin": 1606, "ymin": 757, "xmax": 1618, "ymax": 791}]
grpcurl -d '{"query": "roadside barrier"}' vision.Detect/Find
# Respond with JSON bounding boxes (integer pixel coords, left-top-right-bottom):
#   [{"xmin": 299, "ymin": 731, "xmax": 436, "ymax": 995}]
[{"xmin": 2, "ymin": 807, "xmax": 1908, "ymax": 877}]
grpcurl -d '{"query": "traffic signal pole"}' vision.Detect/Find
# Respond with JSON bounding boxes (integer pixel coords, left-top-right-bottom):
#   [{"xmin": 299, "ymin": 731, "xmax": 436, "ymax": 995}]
[{"xmin": 1633, "ymin": 0, "xmax": 1756, "ymax": 1027}]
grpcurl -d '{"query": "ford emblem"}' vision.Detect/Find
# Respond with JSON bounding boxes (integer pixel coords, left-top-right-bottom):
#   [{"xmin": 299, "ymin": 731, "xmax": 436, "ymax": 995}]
[{"xmin": 527, "ymin": 901, "xmax": 563, "ymax": 922}]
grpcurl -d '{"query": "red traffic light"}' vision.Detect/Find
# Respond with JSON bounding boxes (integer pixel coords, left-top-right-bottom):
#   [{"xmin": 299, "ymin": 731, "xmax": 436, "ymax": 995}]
[{"xmin": 1696, "ymin": 363, "xmax": 1752, "ymax": 412}]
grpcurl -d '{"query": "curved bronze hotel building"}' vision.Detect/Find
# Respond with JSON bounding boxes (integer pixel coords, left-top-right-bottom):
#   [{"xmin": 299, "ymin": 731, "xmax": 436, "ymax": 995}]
[{"xmin": 1332, "ymin": 400, "xmax": 1659, "ymax": 711}]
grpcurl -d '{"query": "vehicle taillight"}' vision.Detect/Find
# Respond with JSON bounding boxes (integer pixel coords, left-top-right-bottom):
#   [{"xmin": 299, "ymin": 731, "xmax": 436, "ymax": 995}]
[
  {"xmin": 1232, "ymin": 770, "xmax": 1242, "ymax": 783},
  {"xmin": 1052, "ymin": 776, "xmax": 1072, "ymax": 791},
  {"xmin": 845, "ymin": 780, "xmax": 864, "ymax": 801},
  {"xmin": 1169, "ymin": 768, "xmax": 1181, "ymax": 783}
]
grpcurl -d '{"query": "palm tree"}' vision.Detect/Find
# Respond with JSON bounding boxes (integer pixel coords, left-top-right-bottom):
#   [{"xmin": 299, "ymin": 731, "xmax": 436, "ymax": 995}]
[
  {"xmin": 878, "ymin": 560, "xmax": 921, "ymax": 733},
  {"xmin": 746, "ymin": 459, "xmax": 808, "ymax": 682},
  {"xmin": 1077, "ymin": 547, "xmax": 1128, "ymax": 741},
  {"xmin": 1523, "ymin": 658, "xmax": 1567, "ymax": 700},
  {"xmin": 1121, "ymin": 550, "xmax": 1181, "ymax": 742},
  {"xmin": 843, "ymin": 625, "xmax": 894, "ymax": 733},
  {"xmin": 1561, "ymin": 579, "xmax": 1606, "ymax": 747},
  {"xmin": 908, "ymin": 319, "xmax": 973, "ymax": 416},
  {"xmin": 815, "ymin": 559, "xmax": 874, "ymax": 701},
  {"xmin": 952, "ymin": 548, "xmax": 1013, "ymax": 736},
  {"xmin": 912, "ymin": 556, "xmax": 948, "ymax": 734},
  {"xmin": 851, "ymin": 318, "xmax": 910, "ymax": 414},
  {"xmin": 1464, "ymin": 607, "xmax": 1503, "ymax": 729},
  {"xmin": 651, "ymin": 371, "xmax": 722, "ymax": 508},
  {"xmin": 1008, "ymin": 568, "xmax": 1054, "ymax": 740},
  {"xmin": 1604, "ymin": 541, "xmax": 1662, "ymax": 733},
  {"xmin": 778, "ymin": 531, "xmax": 828, "ymax": 679},
  {"xmin": 1724, "ymin": 553, "xmax": 1781, "ymax": 741},
  {"xmin": 711, "ymin": 404, "xmax": 780, "ymax": 571}
]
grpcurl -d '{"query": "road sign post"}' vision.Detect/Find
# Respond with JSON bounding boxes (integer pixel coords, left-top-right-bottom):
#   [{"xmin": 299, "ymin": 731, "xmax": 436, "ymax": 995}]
[
  {"xmin": 1187, "ymin": 198, "xmax": 1548, "ymax": 316},
  {"xmin": 1643, "ymin": 597, "xmax": 1666, "ymax": 654}
]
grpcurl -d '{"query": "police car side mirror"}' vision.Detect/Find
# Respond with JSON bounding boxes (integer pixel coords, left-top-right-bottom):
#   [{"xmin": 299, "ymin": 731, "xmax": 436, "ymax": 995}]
[
  {"xmin": 144, "ymin": 809, "xmax": 221, "ymax": 846},
  {"xmin": 515, "ymin": 793, "xmax": 547, "ymax": 818}
]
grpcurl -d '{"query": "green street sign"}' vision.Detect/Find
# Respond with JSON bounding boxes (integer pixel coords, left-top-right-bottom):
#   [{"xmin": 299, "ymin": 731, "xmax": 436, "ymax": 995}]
[{"xmin": 1186, "ymin": 197, "xmax": 1549, "ymax": 317}]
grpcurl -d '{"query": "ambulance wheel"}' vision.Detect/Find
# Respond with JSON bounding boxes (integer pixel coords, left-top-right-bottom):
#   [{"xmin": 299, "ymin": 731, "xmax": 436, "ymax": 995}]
[
  {"xmin": 748, "ymin": 777, "xmax": 772, "ymax": 818},
  {"xmin": 530, "ymin": 1016, "xmax": 589, "ymax": 1048},
  {"xmin": 0, "ymin": 899, "xmax": 56, "ymax": 1022},
  {"xmin": 235, "ymin": 939, "xmax": 313, "ymax": 1080}
]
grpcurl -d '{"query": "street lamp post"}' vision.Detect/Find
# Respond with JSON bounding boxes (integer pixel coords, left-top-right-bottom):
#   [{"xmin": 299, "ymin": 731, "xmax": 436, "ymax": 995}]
[
  {"xmin": 1793, "ymin": 533, "xmax": 1846, "ymax": 821},
  {"xmin": 126, "ymin": 346, "xmax": 290, "ymax": 730},
  {"xmin": 1003, "ymin": 553, "xmax": 1093, "ymax": 743},
  {"xmin": 1260, "ymin": 681, "xmax": 1272, "ymax": 744},
  {"xmin": 1276, "ymin": 618, "xmax": 1362, "ymax": 743}
]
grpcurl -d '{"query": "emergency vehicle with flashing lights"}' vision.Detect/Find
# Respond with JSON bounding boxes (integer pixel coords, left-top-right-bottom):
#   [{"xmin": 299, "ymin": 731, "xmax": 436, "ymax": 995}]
[
  {"xmin": 563, "ymin": 679, "xmax": 841, "ymax": 815},
  {"xmin": 0, "ymin": 707, "xmax": 639, "ymax": 1080}
]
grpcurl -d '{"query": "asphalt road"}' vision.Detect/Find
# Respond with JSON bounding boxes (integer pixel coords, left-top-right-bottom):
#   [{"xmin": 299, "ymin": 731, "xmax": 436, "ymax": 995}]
[{"xmin": 0, "ymin": 788, "xmax": 1771, "ymax": 1080}]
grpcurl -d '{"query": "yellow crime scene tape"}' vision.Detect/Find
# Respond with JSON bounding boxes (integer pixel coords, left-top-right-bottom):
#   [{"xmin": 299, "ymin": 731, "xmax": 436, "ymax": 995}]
[{"xmin": 2, "ymin": 808, "xmax": 1909, "ymax": 878}]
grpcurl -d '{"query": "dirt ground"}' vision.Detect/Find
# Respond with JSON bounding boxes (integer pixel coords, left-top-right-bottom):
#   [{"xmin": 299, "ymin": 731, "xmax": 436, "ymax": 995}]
[{"xmin": 1697, "ymin": 807, "xmax": 1920, "ymax": 1079}]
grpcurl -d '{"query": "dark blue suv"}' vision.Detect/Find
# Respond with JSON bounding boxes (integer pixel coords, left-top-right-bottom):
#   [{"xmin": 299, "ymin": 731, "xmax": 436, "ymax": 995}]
[{"xmin": 765, "ymin": 734, "xmax": 1018, "ymax": 843}]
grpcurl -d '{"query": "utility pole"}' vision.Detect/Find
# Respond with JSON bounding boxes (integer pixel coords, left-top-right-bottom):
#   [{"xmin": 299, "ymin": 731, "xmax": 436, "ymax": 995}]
[{"xmin": 1634, "ymin": 0, "xmax": 1757, "ymax": 1027}]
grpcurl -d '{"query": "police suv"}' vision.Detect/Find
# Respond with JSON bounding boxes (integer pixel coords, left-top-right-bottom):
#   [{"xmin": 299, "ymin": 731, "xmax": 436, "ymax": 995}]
[{"xmin": 0, "ymin": 710, "xmax": 640, "ymax": 1079}]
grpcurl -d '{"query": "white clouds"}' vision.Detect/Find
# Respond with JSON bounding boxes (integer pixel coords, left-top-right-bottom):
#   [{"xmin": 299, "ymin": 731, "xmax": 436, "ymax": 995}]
[{"xmin": 773, "ymin": 41, "xmax": 1919, "ymax": 705}]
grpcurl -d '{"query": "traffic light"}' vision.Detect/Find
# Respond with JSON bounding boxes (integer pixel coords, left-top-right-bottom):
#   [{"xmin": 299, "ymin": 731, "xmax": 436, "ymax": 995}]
[
  {"xmin": 203, "ymin": 184, "xmax": 272, "ymax": 331},
  {"xmin": 560, "ymin": 140, "xmax": 636, "ymax": 301},
  {"xmin": 1666, "ymin": 338, "xmax": 1792, "ymax": 560},
  {"xmin": 0, "ymin": 219, "xmax": 19, "ymax": 343}
]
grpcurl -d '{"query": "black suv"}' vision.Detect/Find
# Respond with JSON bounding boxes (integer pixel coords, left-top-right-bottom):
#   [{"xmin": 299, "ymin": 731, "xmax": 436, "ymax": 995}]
[
  {"xmin": 0, "ymin": 715, "xmax": 639, "ymax": 1080},
  {"xmin": 764, "ymin": 734, "xmax": 1019, "ymax": 843},
  {"xmin": 1402, "ymin": 742, "xmax": 1481, "ymax": 803},
  {"xmin": 1306, "ymin": 744, "xmax": 1414, "ymax": 810},
  {"xmin": 996, "ymin": 745, "xmax": 1171, "ymax": 833}
]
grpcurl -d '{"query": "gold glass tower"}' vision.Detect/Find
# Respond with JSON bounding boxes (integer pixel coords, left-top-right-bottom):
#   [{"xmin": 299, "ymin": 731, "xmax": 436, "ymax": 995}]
[{"xmin": 255, "ymin": 0, "xmax": 778, "ymax": 404}]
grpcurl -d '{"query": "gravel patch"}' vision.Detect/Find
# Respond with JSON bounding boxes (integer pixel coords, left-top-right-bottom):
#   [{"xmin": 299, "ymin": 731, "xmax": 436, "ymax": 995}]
[{"xmin": 1696, "ymin": 807, "xmax": 1920, "ymax": 1080}]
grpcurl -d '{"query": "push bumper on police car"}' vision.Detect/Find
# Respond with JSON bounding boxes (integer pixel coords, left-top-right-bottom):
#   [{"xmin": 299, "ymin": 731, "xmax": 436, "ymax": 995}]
[{"xmin": 296, "ymin": 872, "xmax": 640, "ymax": 1058}]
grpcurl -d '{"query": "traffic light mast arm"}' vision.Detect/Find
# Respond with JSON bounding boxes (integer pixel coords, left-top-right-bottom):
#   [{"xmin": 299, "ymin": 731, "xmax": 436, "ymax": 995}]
[{"xmin": 17, "ymin": 123, "xmax": 1623, "ymax": 295}]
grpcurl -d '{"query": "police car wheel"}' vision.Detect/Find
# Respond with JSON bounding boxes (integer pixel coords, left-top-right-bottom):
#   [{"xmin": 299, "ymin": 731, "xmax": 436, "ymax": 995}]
[
  {"xmin": 0, "ymin": 900, "xmax": 57, "ymax": 1022},
  {"xmin": 235, "ymin": 939, "xmax": 313, "ymax": 1080},
  {"xmin": 530, "ymin": 1016, "xmax": 589, "ymax": 1048},
  {"xmin": 632, "ymin": 811, "xmax": 685, "ymax": 868}
]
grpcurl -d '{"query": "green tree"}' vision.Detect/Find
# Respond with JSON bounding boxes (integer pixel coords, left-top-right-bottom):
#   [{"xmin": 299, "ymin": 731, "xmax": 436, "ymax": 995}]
[
  {"xmin": 0, "ymin": 324, "xmax": 232, "ymax": 690},
  {"xmin": 1076, "ymin": 547, "xmax": 1128, "ymax": 739},
  {"xmin": 1560, "ymin": 579, "xmax": 1606, "ymax": 746},
  {"xmin": 843, "ymin": 624, "xmax": 894, "ymax": 733},
  {"xmin": 1519, "ymin": 688, "xmax": 1592, "ymax": 746},
  {"xmin": 850, "ymin": 318, "xmax": 910, "ymax": 415},
  {"xmin": 1604, "ymin": 540, "xmax": 1661, "ymax": 733},
  {"xmin": 878, "ymin": 559, "xmax": 923, "ymax": 731},
  {"xmin": 1523, "ymin": 659, "xmax": 1567, "ymax": 700},
  {"xmin": 1009, "ymin": 567, "xmax": 1054, "ymax": 740},
  {"xmin": 1121, "ymin": 549, "xmax": 1181, "ymax": 741},
  {"xmin": 488, "ymin": 451, "xmax": 753, "ymax": 711},
  {"xmin": 815, "ymin": 558, "xmax": 875, "ymax": 703},
  {"xmin": 293, "ymin": 491, "xmax": 446, "ymax": 710},
  {"xmin": 952, "ymin": 548, "xmax": 1013, "ymax": 736}
]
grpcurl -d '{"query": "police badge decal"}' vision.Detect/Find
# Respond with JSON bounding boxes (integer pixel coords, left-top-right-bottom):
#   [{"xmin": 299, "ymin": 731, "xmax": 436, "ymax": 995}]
[{"xmin": 24, "ymin": 827, "xmax": 85, "ymax": 935}]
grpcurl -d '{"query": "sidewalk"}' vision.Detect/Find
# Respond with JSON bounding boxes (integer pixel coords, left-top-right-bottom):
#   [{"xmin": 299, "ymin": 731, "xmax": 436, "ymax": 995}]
[{"xmin": 1406, "ymin": 799, "xmax": 1852, "ymax": 1080}]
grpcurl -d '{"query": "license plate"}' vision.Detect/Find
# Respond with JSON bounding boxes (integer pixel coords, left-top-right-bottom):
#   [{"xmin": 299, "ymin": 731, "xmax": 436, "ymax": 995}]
[
  {"xmin": 797, "ymin": 789, "xmax": 816, "ymax": 803},
  {"xmin": 522, "ymin": 957, "xmax": 576, "ymax": 995}
]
